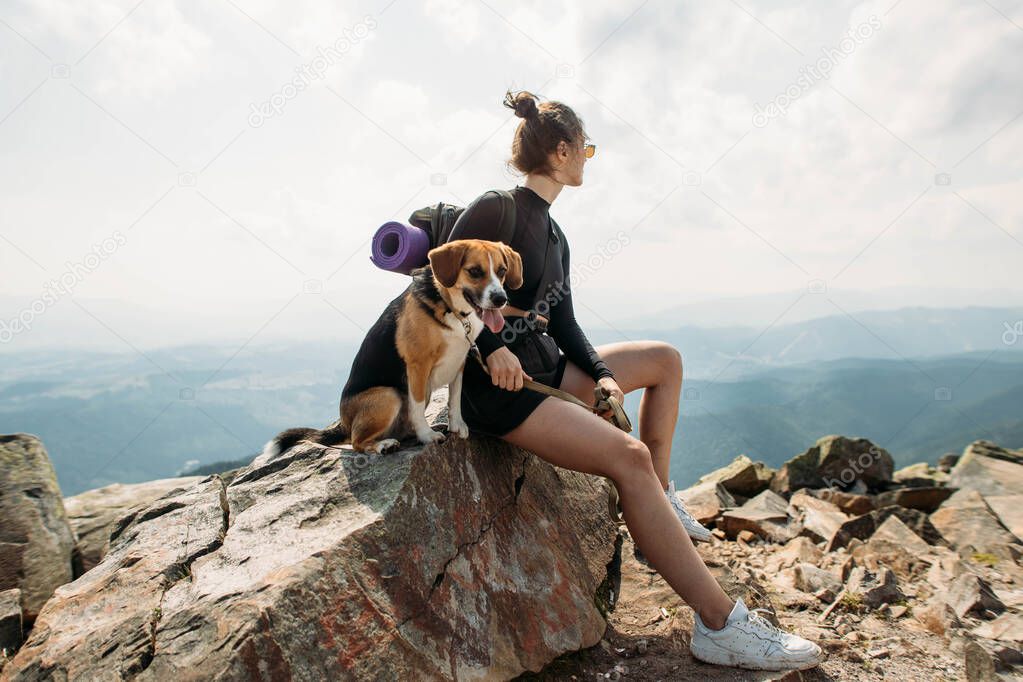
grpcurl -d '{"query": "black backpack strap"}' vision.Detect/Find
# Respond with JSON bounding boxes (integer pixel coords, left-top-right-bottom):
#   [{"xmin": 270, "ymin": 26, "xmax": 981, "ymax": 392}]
[
  {"xmin": 407, "ymin": 189, "xmax": 517, "ymax": 252},
  {"xmin": 491, "ymin": 189, "xmax": 517, "ymax": 245}
]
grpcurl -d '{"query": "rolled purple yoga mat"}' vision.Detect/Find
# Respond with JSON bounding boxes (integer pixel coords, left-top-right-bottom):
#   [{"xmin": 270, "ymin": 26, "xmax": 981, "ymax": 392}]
[{"xmin": 370, "ymin": 221, "xmax": 432, "ymax": 275}]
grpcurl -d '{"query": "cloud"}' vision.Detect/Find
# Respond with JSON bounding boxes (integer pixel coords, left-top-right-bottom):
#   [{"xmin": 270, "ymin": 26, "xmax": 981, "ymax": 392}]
[{"xmin": 1, "ymin": 0, "xmax": 1021, "ymax": 349}]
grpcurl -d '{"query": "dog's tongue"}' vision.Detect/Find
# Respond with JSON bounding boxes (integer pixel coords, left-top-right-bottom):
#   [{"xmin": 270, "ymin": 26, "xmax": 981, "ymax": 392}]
[{"xmin": 482, "ymin": 308, "xmax": 505, "ymax": 333}]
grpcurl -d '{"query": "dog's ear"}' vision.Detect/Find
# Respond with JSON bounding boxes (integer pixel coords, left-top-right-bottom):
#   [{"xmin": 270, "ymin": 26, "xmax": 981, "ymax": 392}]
[
  {"xmin": 428, "ymin": 242, "xmax": 468, "ymax": 288},
  {"xmin": 499, "ymin": 243, "xmax": 523, "ymax": 290}
]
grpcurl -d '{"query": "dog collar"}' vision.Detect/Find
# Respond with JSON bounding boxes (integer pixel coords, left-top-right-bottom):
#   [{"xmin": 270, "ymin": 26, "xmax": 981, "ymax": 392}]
[{"xmin": 440, "ymin": 299, "xmax": 471, "ymax": 318}]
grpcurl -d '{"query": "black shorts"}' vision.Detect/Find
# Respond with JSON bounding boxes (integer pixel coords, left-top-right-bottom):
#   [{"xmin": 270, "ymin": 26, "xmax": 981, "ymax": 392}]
[{"xmin": 460, "ymin": 323, "xmax": 568, "ymax": 438}]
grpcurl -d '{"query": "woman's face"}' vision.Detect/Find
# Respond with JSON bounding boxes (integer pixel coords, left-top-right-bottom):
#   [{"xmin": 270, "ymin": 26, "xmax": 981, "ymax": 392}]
[{"xmin": 550, "ymin": 134, "xmax": 587, "ymax": 187}]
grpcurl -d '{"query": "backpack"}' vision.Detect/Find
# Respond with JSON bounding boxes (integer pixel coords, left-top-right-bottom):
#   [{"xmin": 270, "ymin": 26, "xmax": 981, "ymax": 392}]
[
  {"xmin": 408, "ymin": 189, "xmax": 517, "ymax": 256},
  {"xmin": 407, "ymin": 188, "xmax": 562, "ymax": 316}
]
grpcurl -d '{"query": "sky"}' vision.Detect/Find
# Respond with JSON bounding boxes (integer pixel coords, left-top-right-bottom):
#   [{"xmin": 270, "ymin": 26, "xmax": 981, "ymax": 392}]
[{"xmin": 1, "ymin": 0, "xmax": 1022, "ymax": 351}]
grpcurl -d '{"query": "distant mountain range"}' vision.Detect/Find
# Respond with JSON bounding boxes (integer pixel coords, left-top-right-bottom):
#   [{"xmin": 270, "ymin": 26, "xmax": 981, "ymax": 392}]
[
  {"xmin": 3, "ymin": 286, "xmax": 1021, "ymax": 355},
  {"xmin": 666, "ymin": 353, "xmax": 1023, "ymax": 488},
  {"xmin": 615, "ymin": 286, "xmax": 1023, "ymax": 329},
  {"xmin": 621, "ymin": 304, "xmax": 1023, "ymax": 382},
  {"xmin": 1, "ymin": 305, "xmax": 1021, "ymax": 496}
]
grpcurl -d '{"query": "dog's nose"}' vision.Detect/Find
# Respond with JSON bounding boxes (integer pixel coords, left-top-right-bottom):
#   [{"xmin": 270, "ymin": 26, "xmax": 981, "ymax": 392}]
[{"xmin": 490, "ymin": 291, "xmax": 507, "ymax": 307}]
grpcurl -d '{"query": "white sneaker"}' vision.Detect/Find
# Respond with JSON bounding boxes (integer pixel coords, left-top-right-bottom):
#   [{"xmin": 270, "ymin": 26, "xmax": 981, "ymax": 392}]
[
  {"xmin": 666, "ymin": 480, "xmax": 713, "ymax": 543},
  {"xmin": 691, "ymin": 598, "xmax": 825, "ymax": 671}
]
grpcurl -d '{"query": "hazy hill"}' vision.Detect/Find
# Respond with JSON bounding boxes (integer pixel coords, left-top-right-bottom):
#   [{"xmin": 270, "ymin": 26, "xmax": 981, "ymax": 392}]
[
  {"xmin": 668, "ymin": 353, "xmax": 1023, "ymax": 487},
  {"xmin": 2, "ymin": 306, "xmax": 1022, "ymax": 495}
]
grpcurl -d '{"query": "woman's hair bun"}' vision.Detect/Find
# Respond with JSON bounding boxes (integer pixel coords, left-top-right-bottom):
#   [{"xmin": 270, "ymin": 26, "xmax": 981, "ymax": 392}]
[{"xmin": 503, "ymin": 89, "xmax": 539, "ymax": 120}]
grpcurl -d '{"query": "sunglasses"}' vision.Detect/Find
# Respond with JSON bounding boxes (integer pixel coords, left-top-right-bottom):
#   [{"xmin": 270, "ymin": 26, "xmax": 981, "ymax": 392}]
[{"xmin": 583, "ymin": 143, "xmax": 596, "ymax": 158}]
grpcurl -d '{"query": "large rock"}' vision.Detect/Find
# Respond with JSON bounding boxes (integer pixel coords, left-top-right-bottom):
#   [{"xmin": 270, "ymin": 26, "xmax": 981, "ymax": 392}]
[
  {"xmin": 870, "ymin": 515, "xmax": 930, "ymax": 554},
  {"xmin": 948, "ymin": 573, "xmax": 1005, "ymax": 618},
  {"xmin": 874, "ymin": 505, "xmax": 947, "ymax": 546},
  {"xmin": 771, "ymin": 435, "xmax": 894, "ymax": 495},
  {"xmin": 828, "ymin": 505, "xmax": 945, "ymax": 551},
  {"xmin": 788, "ymin": 490, "xmax": 847, "ymax": 544},
  {"xmin": 875, "ymin": 486, "xmax": 954, "ymax": 514},
  {"xmin": 767, "ymin": 536, "xmax": 823, "ymax": 572},
  {"xmin": 64, "ymin": 476, "xmax": 203, "ymax": 573},
  {"xmin": 930, "ymin": 489, "xmax": 1020, "ymax": 555},
  {"xmin": 812, "ymin": 488, "xmax": 874, "ymax": 515},
  {"xmin": 742, "ymin": 488, "xmax": 789, "ymax": 517},
  {"xmin": 694, "ymin": 454, "xmax": 775, "ymax": 497},
  {"xmin": 718, "ymin": 490, "xmax": 794, "ymax": 543},
  {"xmin": 789, "ymin": 563, "xmax": 842, "ymax": 595},
  {"xmin": 984, "ymin": 495, "xmax": 1023, "ymax": 540},
  {"xmin": 0, "ymin": 588, "xmax": 21, "ymax": 655},
  {"xmin": 893, "ymin": 462, "xmax": 950, "ymax": 488},
  {"xmin": 4, "ymin": 407, "xmax": 620, "ymax": 680},
  {"xmin": 844, "ymin": 566, "xmax": 902, "ymax": 610},
  {"xmin": 948, "ymin": 440, "xmax": 1023, "ymax": 496},
  {"xmin": 963, "ymin": 640, "xmax": 1000, "ymax": 681},
  {"xmin": 973, "ymin": 612, "xmax": 1023, "ymax": 643},
  {"xmin": 852, "ymin": 515, "xmax": 934, "ymax": 578},
  {"xmin": 0, "ymin": 434, "xmax": 76, "ymax": 624},
  {"xmin": 676, "ymin": 480, "xmax": 734, "ymax": 525}
]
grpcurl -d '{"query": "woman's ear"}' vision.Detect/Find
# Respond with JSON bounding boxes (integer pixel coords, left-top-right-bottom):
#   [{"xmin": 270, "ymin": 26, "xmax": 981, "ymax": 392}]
[
  {"xmin": 500, "ymin": 243, "xmax": 523, "ymax": 290},
  {"xmin": 428, "ymin": 242, "xmax": 467, "ymax": 288}
]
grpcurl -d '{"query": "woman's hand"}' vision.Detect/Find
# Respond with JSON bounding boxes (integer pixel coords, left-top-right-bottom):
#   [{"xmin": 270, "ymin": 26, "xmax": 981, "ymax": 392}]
[
  {"xmin": 595, "ymin": 376, "xmax": 624, "ymax": 420},
  {"xmin": 485, "ymin": 347, "xmax": 532, "ymax": 390}
]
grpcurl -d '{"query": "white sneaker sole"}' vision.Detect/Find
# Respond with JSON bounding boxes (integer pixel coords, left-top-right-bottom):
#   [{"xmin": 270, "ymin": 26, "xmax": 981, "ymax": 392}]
[
  {"xmin": 690, "ymin": 639, "xmax": 824, "ymax": 671},
  {"xmin": 686, "ymin": 527, "xmax": 713, "ymax": 543}
]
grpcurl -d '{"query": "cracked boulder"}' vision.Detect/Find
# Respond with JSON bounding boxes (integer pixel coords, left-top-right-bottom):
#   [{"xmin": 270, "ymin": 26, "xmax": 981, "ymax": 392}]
[
  {"xmin": 948, "ymin": 440, "xmax": 1023, "ymax": 497},
  {"xmin": 930, "ymin": 489, "xmax": 1020, "ymax": 556},
  {"xmin": 694, "ymin": 454, "xmax": 775, "ymax": 497},
  {"xmin": 676, "ymin": 480, "xmax": 735, "ymax": 525},
  {"xmin": 63, "ymin": 476, "xmax": 203, "ymax": 574},
  {"xmin": 0, "ymin": 434, "xmax": 77, "ymax": 625},
  {"xmin": 771, "ymin": 435, "xmax": 894, "ymax": 495},
  {"xmin": 718, "ymin": 490, "xmax": 795, "ymax": 543},
  {"xmin": 3, "ymin": 402, "xmax": 619, "ymax": 681}
]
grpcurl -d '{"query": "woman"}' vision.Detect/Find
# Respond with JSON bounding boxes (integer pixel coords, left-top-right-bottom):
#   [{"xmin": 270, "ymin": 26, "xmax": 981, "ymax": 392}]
[{"xmin": 445, "ymin": 90, "xmax": 824, "ymax": 672}]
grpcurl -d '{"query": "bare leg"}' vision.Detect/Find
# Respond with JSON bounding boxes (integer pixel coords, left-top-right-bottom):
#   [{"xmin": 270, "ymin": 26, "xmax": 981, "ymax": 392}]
[
  {"xmin": 558, "ymin": 340, "xmax": 682, "ymax": 488},
  {"xmin": 501, "ymin": 395, "xmax": 734, "ymax": 629}
]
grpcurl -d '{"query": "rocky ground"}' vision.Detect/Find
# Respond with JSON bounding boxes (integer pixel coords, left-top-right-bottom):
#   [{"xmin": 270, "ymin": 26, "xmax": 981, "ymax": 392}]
[
  {"xmin": 521, "ymin": 438, "xmax": 1023, "ymax": 681},
  {"xmin": 520, "ymin": 532, "xmax": 975, "ymax": 681},
  {"xmin": 2, "ymin": 418, "xmax": 1021, "ymax": 680}
]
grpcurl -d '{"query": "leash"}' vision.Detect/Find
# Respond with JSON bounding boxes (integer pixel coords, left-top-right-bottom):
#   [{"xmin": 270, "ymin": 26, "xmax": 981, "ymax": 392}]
[
  {"xmin": 459, "ymin": 316, "xmax": 631, "ymax": 526},
  {"xmin": 458, "ymin": 316, "xmax": 632, "ymax": 433}
]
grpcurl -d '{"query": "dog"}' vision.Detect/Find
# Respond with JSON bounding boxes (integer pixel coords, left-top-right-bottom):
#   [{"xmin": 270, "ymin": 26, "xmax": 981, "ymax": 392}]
[{"xmin": 259, "ymin": 238, "xmax": 523, "ymax": 460}]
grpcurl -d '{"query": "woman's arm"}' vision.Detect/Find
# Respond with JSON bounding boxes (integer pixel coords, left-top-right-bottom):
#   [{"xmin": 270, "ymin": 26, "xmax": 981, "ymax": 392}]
[{"xmin": 546, "ymin": 225, "xmax": 615, "ymax": 382}]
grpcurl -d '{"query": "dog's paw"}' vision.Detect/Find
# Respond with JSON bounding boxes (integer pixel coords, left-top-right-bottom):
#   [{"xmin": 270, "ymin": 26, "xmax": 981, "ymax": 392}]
[
  {"xmin": 370, "ymin": 438, "xmax": 401, "ymax": 455},
  {"xmin": 447, "ymin": 419, "xmax": 469, "ymax": 439},
  {"xmin": 417, "ymin": 429, "xmax": 446, "ymax": 445}
]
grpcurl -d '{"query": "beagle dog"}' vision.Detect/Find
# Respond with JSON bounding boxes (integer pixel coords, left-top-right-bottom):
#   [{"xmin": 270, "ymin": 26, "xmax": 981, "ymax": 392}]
[{"xmin": 259, "ymin": 239, "xmax": 523, "ymax": 459}]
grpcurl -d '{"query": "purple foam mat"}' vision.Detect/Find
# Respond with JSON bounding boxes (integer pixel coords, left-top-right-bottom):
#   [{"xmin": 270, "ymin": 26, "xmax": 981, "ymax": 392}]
[{"xmin": 369, "ymin": 221, "xmax": 431, "ymax": 275}]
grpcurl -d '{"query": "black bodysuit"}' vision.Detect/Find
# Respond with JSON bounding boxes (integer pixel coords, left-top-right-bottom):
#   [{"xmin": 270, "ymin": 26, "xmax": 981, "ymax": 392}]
[
  {"xmin": 446, "ymin": 185, "xmax": 614, "ymax": 437},
  {"xmin": 448, "ymin": 185, "xmax": 614, "ymax": 381}
]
